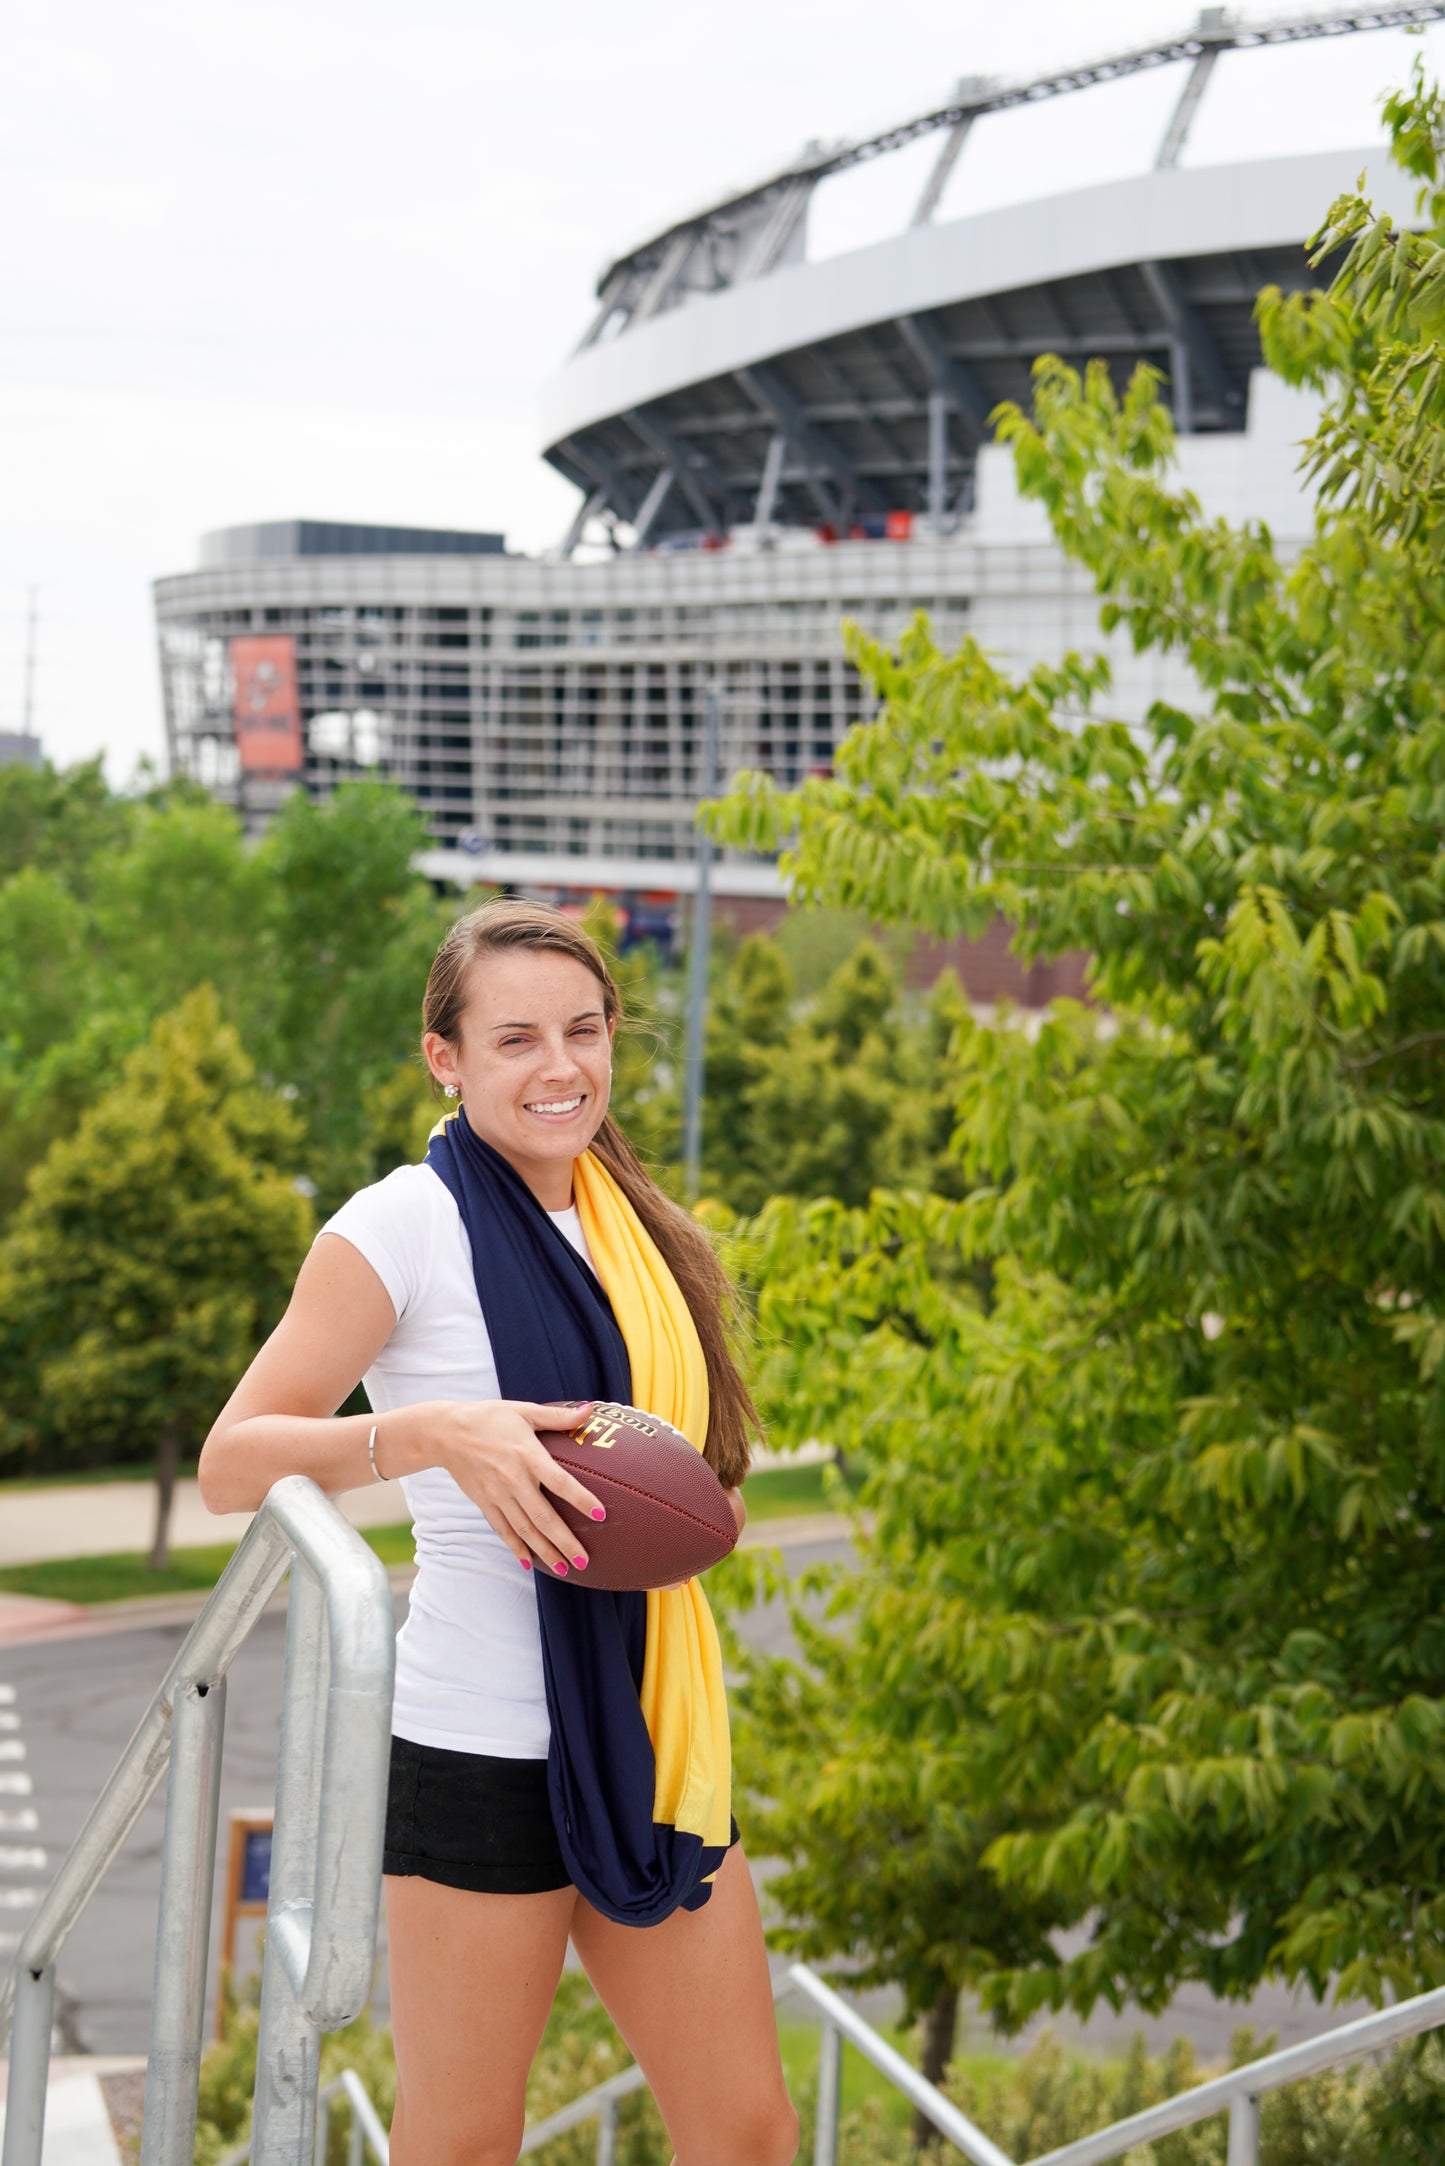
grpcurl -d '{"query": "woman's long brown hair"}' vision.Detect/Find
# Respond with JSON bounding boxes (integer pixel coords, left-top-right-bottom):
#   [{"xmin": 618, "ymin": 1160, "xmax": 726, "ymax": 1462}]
[{"xmin": 422, "ymin": 897, "xmax": 755, "ymax": 1486}]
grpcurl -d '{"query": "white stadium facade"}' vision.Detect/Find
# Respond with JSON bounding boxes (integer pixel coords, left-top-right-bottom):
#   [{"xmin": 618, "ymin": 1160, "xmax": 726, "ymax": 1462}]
[{"xmin": 153, "ymin": 3, "xmax": 1437, "ymax": 993}]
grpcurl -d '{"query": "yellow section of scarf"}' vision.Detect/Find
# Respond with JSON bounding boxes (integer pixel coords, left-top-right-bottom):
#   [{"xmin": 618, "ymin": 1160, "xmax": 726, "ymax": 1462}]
[{"xmin": 572, "ymin": 1150, "xmax": 733, "ymax": 1858}]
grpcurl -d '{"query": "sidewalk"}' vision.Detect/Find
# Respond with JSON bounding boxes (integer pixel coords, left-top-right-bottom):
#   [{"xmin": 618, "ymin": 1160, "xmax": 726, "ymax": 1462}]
[
  {"xmin": 0, "ymin": 2055, "xmax": 135, "ymax": 2164},
  {"xmin": 0, "ymin": 1476, "xmax": 410, "ymax": 1571}
]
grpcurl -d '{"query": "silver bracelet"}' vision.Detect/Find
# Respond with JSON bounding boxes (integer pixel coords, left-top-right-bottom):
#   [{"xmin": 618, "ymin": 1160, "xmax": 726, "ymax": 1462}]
[{"xmin": 367, "ymin": 1423, "xmax": 391, "ymax": 1482}]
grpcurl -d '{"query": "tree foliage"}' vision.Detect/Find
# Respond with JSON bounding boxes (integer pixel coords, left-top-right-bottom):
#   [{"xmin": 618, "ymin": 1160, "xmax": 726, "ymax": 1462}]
[
  {"xmin": 0, "ymin": 987, "xmax": 312, "ymax": 1496},
  {"xmin": 0, "ymin": 775, "xmax": 448, "ymax": 1225},
  {"xmin": 711, "ymin": 66, "xmax": 1445, "ymax": 2027}
]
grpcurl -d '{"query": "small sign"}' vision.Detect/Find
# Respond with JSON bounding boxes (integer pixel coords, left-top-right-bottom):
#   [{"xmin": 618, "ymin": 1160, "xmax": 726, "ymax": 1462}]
[
  {"xmin": 218, "ymin": 1808, "xmax": 275, "ymax": 2033},
  {"xmin": 239, "ymin": 1826, "xmax": 271, "ymax": 1906}
]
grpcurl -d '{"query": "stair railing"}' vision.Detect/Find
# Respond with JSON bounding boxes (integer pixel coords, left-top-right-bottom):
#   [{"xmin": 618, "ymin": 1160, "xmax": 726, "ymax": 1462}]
[
  {"xmin": 503, "ymin": 1958, "xmax": 1445, "ymax": 2166},
  {"xmin": 0, "ymin": 1475, "xmax": 395, "ymax": 2166}
]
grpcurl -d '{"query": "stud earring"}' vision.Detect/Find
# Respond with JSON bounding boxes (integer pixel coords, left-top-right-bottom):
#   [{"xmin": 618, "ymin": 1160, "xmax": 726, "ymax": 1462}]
[{"xmin": 444, "ymin": 1084, "xmax": 460, "ymax": 1099}]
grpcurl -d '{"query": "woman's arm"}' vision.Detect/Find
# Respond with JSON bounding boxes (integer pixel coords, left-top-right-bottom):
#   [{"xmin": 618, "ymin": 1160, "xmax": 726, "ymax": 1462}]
[{"xmin": 199, "ymin": 1232, "xmax": 606, "ymax": 1575}]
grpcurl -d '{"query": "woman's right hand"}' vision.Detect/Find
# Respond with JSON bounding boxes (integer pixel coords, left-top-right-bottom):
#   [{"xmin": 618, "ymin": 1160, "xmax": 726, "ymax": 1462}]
[{"xmin": 437, "ymin": 1399, "xmax": 604, "ymax": 1578}]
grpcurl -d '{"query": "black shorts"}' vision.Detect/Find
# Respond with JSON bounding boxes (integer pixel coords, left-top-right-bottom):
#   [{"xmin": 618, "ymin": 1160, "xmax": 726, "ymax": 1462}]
[{"xmin": 382, "ymin": 1733, "xmax": 572, "ymax": 1895}]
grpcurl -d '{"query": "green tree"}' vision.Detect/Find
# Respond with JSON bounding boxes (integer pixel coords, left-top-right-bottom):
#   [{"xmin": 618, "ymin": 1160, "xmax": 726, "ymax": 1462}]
[
  {"xmin": 580, "ymin": 896, "xmax": 684, "ymax": 1175},
  {"xmin": 0, "ymin": 867, "xmax": 111, "ymax": 1222},
  {"xmin": 0, "ymin": 986, "xmax": 312, "ymax": 1559},
  {"xmin": 699, "ymin": 935, "xmax": 794, "ymax": 1200},
  {"xmin": 697, "ymin": 935, "xmax": 937, "ymax": 1212},
  {"xmin": 718, "ymin": 1191, "xmax": 1063, "ymax": 2129},
  {"xmin": 712, "ymin": 65, "xmax": 1445, "ymax": 2036},
  {"xmin": 0, "ymin": 755, "xmax": 131, "ymax": 894},
  {"xmin": 245, "ymin": 782, "xmax": 450, "ymax": 1209},
  {"xmin": 93, "ymin": 794, "xmax": 261, "ymax": 1024}
]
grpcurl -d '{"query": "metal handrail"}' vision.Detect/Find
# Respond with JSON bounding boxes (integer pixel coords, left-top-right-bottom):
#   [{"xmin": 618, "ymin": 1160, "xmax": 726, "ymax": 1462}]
[
  {"xmin": 1026, "ymin": 1979, "xmax": 1445, "ymax": 2166},
  {"xmin": 0, "ymin": 1476, "xmax": 395, "ymax": 2166},
  {"xmin": 519, "ymin": 2061, "xmax": 649, "ymax": 2160},
  {"xmin": 502, "ymin": 1958, "xmax": 1445, "ymax": 2166},
  {"xmin": 789, "ymin": 1964, "xmax": 1012, "ymax": 2166},
  {"xmin": 794, "ymin": 1960, "xmax": 1445, "ymax": 2166}
]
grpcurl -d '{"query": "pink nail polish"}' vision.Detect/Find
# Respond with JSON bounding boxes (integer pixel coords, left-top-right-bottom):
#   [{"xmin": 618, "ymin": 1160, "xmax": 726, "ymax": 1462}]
[
  {"xmin": 573, "ymin": 1555, "xmax": 588, "ymax": 1570},
  {"xmin": 591, "ymin": 1507, "xmax": 607, "ymax": 1522},
  {"xmin": 553, "ymin": 1560, "xmax": 568, "ymax": 1576},
  {"xmin": 520, "ymin": 1558, "xmax": 532, "ymax": 1571}
]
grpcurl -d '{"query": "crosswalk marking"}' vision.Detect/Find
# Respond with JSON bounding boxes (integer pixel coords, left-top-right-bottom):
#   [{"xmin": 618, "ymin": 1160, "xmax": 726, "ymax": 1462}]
[
  {"xmin": 0, "ymin": 1690, "xmax": 46, "ymax": 1958},
  {"xmin": 0, "ymin": 1846, "xmax": 46, "ymax": 1871}
]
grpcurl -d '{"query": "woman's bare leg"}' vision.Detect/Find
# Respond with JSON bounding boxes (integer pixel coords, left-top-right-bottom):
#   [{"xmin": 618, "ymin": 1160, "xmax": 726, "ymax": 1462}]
[
  {"xmin": 569, "ymin": 1847, "xmax": 798, "ymax": 2166},
  {"xmin": 384, "ymin": 1875, "xmax": 576, "ymax": 2166}
]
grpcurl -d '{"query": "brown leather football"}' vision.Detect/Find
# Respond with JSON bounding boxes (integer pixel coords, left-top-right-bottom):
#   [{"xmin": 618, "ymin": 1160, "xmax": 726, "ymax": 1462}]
[{"xmin": 534, "ymin": 1401, "xmax": 738, "ymax": 1590}]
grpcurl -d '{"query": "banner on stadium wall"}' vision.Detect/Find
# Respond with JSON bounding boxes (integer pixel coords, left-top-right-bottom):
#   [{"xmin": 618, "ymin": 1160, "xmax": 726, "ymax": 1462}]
[{"xmin": 231, "ymin": 635, "xmax": 303, "ymax": 773}]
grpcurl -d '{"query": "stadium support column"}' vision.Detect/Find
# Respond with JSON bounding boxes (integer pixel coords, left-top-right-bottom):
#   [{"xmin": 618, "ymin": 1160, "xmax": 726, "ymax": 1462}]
[
  {"xmin": 754, "ymin": 434, "xmax": 787, "ymax": 535},
  {"xmin": 560, "ymin": 488, "xmax": 606, "ymax": 559},
  {"xmin": 899, "ymin": 314, "xmax": 991, "ymax": 440},
  {"xmin": 1139, "ymin": 258, "xmax": 1236, "ymax": 429},
  {"xmin": 738, "ymin": 363, "xmax": 885, "ymax": 519},
  {"xmin": 900, "ymin": 313, "xmax": 989, "ymax": 526},
  {"xmin": 630, "ymin": 468, "xmax": 675, "ymax": 550},
  {"xmin": 928, "ymin": 390, "xmax": 948, "ymax": 536},
  {"xmin": 627, "ymin": 408, "xmax": 729, "ymax": 536},
  {"xmin": 630, "ymin": 229, "xmax": 698, "ymax": 325},
  {"xmin": 1155, "ymin": 9, "xmax": 1228, "ymax": 170},
  {"xmin": 910, "ymin": 80, "xmax": 987, "ymax": 226},
  {"xmin": 682, "ymin": 679, "xmax": 721, "ymax": 1200},
  {"xmin": 740, "ymin": 174, "xmax": 815, "ymax": 279}
]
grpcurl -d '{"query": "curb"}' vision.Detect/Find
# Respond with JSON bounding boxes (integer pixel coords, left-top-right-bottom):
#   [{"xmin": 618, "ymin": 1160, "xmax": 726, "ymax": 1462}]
[{"xmin": 0, "ymin": 1570, "xmax": 420, "ymax": 1650}]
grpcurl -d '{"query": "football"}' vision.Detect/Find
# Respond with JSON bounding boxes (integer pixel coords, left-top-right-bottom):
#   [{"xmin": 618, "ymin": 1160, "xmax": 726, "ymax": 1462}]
[{"xmin": 534, "ymin": 1401, "xmax": 738, "ymax": 1590}]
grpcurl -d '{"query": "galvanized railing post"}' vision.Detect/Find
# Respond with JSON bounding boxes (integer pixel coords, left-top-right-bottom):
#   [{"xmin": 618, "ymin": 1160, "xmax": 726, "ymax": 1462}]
[
  {"xmin": 0, "ymin": 1965, "xmax": 56, "ymax": 2166},
  {"xmin": 814, "ymin": 2019, "xmax": 842, "ymax": 2166},
  {"xmin": 596, "ymin": 2094, "xmax": 618, "ymax": 2166},
  {"xmin": 251, "ymin": 1561, "xmax": 329, "ymax": 2166},
  {"xmin": 140, "ymin": 1676, "xmax": 228, "ymax": 2166},
  {"xmin": 788, "ymin": 1967, "xmax": 1013, "ymax": 2166},
  {"xmin": 1226, "ymin": 2092, "xmax": 1260, "ymax": 2166},
  {"xmin": 338, "ymin": 2069, "xmax": 390, "ymax": 2162},
  {"xmin": 0, "ymin": 1481, "xmax": 391, "ymax": 2166}
]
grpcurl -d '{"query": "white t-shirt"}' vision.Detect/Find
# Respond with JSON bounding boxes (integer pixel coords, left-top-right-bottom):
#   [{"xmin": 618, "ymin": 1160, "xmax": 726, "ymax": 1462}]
[{"xmin": 319, "ymin": 1160, "xmax": 596, "ymax": 1759}]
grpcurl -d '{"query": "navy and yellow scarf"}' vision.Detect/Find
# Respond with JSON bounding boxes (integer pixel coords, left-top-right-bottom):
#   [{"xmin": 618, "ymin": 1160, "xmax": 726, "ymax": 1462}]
[{"xmin": 426, "ymin": 1110, "xmax": 734, "ymax": 1924}]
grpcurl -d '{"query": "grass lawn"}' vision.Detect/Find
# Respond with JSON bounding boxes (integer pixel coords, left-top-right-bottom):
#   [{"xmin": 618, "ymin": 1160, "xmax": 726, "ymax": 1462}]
[
  {"xmin": 0, "ymin": 1461, "xmax": 847, "ymax": 1607},
  {"xmin": 741, "ymin": 1459, "xmax": 851, "ymax": 1518}
]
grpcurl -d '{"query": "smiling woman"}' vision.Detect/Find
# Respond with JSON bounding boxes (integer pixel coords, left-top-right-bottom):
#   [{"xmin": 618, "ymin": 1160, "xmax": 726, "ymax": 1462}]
[
  {"xmin": 196, "ymin": 896, "xmax": 794, "ymax": 2166},
  {"xmin": 420, "ymin": 937, "xmax": 614, "ymax": 1212}
]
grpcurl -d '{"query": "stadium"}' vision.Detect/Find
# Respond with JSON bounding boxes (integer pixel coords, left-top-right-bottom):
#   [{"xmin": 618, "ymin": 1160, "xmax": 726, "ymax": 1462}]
[{"xmin": 153, "ymin": 3, "xmax": 1434, "ymax": 989}]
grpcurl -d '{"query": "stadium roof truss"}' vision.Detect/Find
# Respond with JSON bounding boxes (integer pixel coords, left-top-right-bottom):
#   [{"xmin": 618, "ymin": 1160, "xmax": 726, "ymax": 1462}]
[{"xmin": 543, "ymin": 2, "xmax": 1445, "ymax": 546}]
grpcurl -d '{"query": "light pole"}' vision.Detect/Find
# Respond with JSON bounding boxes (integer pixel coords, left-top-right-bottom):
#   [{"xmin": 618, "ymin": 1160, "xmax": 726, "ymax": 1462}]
[{"xmin": 681, "ymin": 678, "xmax": 721, "ymax": 1200}]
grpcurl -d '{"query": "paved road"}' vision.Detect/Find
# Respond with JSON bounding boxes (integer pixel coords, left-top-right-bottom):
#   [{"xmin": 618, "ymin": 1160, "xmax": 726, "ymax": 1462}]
[{"xmin": 1, "ymin": 1536, "xmax": 1376, "ymax": 2067}]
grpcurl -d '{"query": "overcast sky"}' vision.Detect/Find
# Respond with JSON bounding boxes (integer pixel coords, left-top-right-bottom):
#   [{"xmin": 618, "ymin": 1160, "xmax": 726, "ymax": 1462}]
[{"xmin": 5, "ymin": 0, "xmax": 1442, "ymax": 780}]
